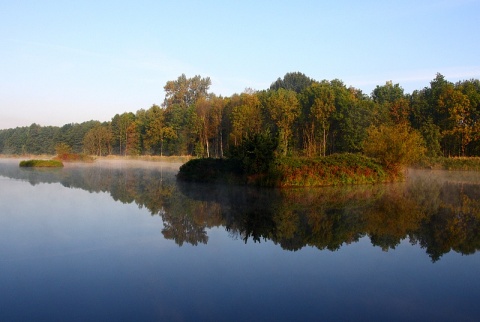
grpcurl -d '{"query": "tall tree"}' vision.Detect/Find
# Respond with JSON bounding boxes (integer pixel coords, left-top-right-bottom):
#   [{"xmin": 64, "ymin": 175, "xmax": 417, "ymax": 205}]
[
  {"xmin": 83, "ymin": 125, "xmax": 112, "ymax": 156},
  {"xmin": 162, "ymin": 74, "xmax": 211, "ymax": 155},
  {"xmin": 194, "ymin": 97, "xmax": 212, "ymax": 157},
  {"xmin": 163, "ymin": 74, "xmax": 211, "ymax": 108},
  {"xmin": 300, "ymin": 82, "xmax": 336, "ymax": 156},
  {"xmin": 229, "ymin": 92, "xmax": 263, "ymax": 146},
  {"xmin": 372, "ymin": 81, "xmax": 410, "ymax": 125},
  {"xmin": 126, "ymin": 121, "xmax": 141, "ymax": 155},
  {"xmin": 457, "ymin": 79, "xmax": 480, "ymax": 155},
  {"xmin": 437, "ymin": 85, "xmax": 472, "ymax": 156},
  {"xmin": 264, "ymin": 88, "xmax": 300, "ymax": 156},
  {"xmin": 209, "ymin": 95, "xmax": 226, "ymax": 158},
  {"xmin": 111, "ymin": 112, "xmax": 135, "ymax": 155},
  {"xmin": 329, "ymin": 80, "xmax": 375, "ymax": 153},
  {"xmin": 143, "ymin": 105, "xmax": 176, "ymax": 156}
]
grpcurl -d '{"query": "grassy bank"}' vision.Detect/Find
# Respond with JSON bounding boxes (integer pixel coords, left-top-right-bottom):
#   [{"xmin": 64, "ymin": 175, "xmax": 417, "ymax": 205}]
[
  {"xmin": 19, "ymin": 159, "xmax": 64, "ymax": 167},
  {"xmin": 177, "ymin": 154, "xmax": 399, "ymax": 187},
  {"xmin": 1, "ymin": 154, "xmax": 192, "ymax": 164}
]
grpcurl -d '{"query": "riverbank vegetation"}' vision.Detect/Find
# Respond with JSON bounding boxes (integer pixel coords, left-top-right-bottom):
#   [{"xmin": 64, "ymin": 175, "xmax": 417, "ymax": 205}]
[
  {"xmin": 179, "ymin": 121, "xmax": 417, "ymax": 185},
  {"xmin": 178, "ymin": 154, "xmax": 393, "ymax": 187},
  {"xmin": 177, "ymin": 126, "xmax": 420, "ymax": 186},
  {"xmin": 52, "ymin": 142, "xmax": 94, "ymax": 162}
]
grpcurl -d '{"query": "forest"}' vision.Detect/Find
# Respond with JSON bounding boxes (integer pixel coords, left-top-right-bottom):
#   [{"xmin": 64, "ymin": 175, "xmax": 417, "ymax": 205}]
[{"xmin": 1, "ymin": 72, "xmax": 479, "ymax": 159}]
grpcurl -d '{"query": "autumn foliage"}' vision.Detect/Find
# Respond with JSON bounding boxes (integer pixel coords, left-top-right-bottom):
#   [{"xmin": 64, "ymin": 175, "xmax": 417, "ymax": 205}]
[{"xmin": 362, "ymin": 124, "xmax": 426, "ymax": 172}]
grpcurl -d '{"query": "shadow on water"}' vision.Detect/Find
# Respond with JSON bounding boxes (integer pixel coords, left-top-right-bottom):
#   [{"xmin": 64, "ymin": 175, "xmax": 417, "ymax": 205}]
[{"xmin": 1, "ymin": 159, "xmax": 479, "ymax": 261}]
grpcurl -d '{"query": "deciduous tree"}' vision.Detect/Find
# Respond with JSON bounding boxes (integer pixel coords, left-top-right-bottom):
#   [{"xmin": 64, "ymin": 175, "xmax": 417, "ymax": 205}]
[
  {"xmin": 264, "ymin": 89, "xmax": 300, "ymax": 156},
  {"xmin": 300, "ymin": 82, "xmax": 335, "ymax": 156}
]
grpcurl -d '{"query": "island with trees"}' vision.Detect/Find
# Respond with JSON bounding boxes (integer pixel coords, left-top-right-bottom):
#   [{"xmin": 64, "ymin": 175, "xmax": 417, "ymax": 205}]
[{"xmin": 1, "ymin": 72, "xmax": 480, "ymax": 185}]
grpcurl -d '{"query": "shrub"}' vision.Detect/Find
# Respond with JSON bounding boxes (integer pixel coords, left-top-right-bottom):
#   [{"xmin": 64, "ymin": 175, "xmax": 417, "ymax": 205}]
[
  {"xmin": 55, "ymin": 143, "xmax": 72, "ymax": 155},
  {"xmin": 271, "ymin": 154, "xmax": 391, "ymax": 187},
  {"xmin": 362, "ymin": 124, "xmax": 426, "ymax": 171},
  {"xmin": 54, "ymin": 153, "xmax": 94, "ymax": 162}
]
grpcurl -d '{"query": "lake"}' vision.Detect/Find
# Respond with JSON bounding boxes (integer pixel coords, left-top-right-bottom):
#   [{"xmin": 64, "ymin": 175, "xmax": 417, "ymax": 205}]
[{"xmin": 0, "ymin": 158, "xmax": 479, "ymax": 321}]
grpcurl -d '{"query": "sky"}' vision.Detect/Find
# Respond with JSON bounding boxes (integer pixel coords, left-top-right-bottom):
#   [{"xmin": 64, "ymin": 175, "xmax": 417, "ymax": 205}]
[{"xmin": 1, "ymin": 0, "xmax": 479, "ymax": 129}]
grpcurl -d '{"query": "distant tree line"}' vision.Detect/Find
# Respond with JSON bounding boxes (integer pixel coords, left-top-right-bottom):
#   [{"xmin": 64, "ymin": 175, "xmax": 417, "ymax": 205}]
[{"xmin": 1, "ymin": 72, "xmax": 479, "ymax": 157}]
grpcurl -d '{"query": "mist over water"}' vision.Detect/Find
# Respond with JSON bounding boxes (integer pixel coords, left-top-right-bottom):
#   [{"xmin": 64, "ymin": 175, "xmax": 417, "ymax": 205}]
[{"xmin": 0, "ymin": 159, "xmax": 479, "ymax": 321}]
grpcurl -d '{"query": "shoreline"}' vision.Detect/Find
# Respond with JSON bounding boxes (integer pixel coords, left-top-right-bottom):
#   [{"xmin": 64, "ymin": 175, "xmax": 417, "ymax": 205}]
[{"xmin": 0, "ymin": 154, "xmax": 192, "ymax": 163}]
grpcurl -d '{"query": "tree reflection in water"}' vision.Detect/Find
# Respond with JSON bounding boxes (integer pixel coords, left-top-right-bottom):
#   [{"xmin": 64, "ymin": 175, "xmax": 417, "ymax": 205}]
[{"xmin": 1, "ymin": 160, "xmax": 479, "ymax": 262}]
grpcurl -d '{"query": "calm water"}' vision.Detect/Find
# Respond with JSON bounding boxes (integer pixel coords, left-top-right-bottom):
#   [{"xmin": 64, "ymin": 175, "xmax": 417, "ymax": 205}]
[{"xmin": 0, "ymin": 158, "xmax": 479, "ymax": 321}]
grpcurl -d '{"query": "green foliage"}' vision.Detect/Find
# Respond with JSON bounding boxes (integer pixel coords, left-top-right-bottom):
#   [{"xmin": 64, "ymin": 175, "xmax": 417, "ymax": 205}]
[
  {"xmin": 329, "ymin": 81, "xmax": 375, "ymax": 153},
  {"xmin": 178, "ymin": 131, "xmax": 277, "ymax": 185},
  {"xmin": 299, "ymin": 81, "xmax": 336, "ymax": 156},
  {"xmin": 163, "ymin": 74, "xmax": 211, "ymax": 108},
  {"xmin": 111, "ymin": 112, "xmax": 135, "ymax": 155},
  {"xmin": 142, "ymin": 105, "xmax": 177, "ymax": 156},
  {"xmin": 227, "ymin": 130, "xmax": 278, "ymax": 175},
  {"xmin": 55, "ymin": 121, "xmax": 100, "ymax": 153},
  {"xmin": 372, "ymin": 81, "xmax": 405, "ymax": 105},
  {"xmin": 19, "ymin": 159, "xmax": 64, "ymax": 167},
  {"xmin": 419, "ymin": 119, "xmax": 442, "ymax": 157},
  {"xmin": 269, "ymin": 72, "xmax": 313, "ymax": 93}
]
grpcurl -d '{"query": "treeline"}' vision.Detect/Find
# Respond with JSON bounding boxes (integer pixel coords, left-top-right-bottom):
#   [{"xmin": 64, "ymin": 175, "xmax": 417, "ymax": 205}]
[{"xmin": 1, "ymin": 72, "xmax": 479, "ymax": 157}]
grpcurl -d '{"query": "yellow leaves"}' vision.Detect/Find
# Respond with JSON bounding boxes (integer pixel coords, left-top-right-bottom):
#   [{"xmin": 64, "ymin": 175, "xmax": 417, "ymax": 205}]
[
  {"xmin": 363, "ymin": 124, "xmax": 426, "ymax": 170},
  {"xmin": 437, "ymin": 86, "xmax": 474, "ymax": 155}
]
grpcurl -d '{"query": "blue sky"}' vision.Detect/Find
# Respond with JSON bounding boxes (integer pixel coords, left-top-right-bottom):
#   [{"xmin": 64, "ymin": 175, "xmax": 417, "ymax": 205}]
[{"xmin": 1, "ymin": 0, "xmax": 479, "ymax": 129}]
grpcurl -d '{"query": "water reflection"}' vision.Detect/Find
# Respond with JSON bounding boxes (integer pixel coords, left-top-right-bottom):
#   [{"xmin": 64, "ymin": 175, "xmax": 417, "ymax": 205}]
[{"xmin": 1, "ymin": 160, "xmax": 479, "ymax": 261}]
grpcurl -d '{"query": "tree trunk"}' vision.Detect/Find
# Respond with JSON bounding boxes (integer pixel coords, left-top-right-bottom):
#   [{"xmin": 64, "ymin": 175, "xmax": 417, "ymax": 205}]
[{"xmin": 220, "ymin": 130, "xmax": 223, "ymax": 158}]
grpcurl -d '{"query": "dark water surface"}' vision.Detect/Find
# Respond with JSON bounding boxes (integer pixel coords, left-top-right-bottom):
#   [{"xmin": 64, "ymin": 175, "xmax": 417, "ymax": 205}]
[{"xmin": 0, "ymin": 158, "xmax": 479, "ymax": 321}]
